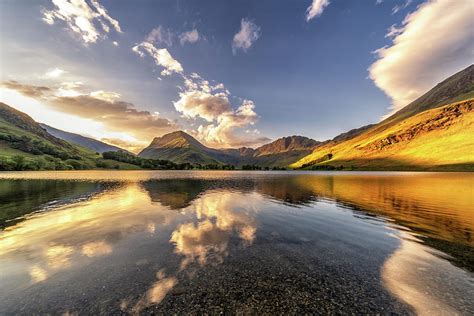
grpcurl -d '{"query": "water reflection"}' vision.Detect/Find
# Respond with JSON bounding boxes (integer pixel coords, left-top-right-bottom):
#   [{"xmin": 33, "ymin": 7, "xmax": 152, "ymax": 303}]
[{"xmin": 0, "ymin": 171, "xmax": 472, "ymax": 314}]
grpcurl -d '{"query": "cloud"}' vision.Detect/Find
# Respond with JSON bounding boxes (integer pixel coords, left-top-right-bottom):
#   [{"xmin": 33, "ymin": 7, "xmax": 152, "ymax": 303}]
[
  {"xmin": 232, "ymin": 19, "xmax": 261, "ymax": 54},
  {"xmin": 2, "ymin": 80, "xmax": 177, "ymax": 147},
  {"xmin": 306, "ymin": 0, "xmax": 330, "ymax": 21},
  {"xmin": 42, "ymin": 0, "xmax": 122, "ymax": 44},
  {"xmin": 392, "ymin": 0, "xmax": 412, "ymax": 14},
  {"xmin": 1, "ymin": 80, "xmax": 52, "ymax": 98},
  {"xmin": 376, "ymin": 0, "xmax": 383, "ymax": 4},
  {"xmin": 132, "ymin": 42, "xmax": 183, "ymax": 76},
  {"xmin": 174, "ymin": 90, "xmax": 231, "ymax": 122},
  {"xmin": 369, "ymin": 0, "xmax": 474, "ymax": 116},
  {"xmin": 179, "ymin": 29, "xmax": 200, "ymax": 45},
  {"xmin": 145, "ymin": 26, "xmax": 174, "ymax": 46},
  {"xmin": 385, "ymin": 24, "xmax": 403, "ymax": 38},
  {"xmin": 44, "ymin": 68, "xmax": 66, "ymax": 78},
  {"xmin": 174, "ymin": 74, "xmax": 268, "ymax": 147}
]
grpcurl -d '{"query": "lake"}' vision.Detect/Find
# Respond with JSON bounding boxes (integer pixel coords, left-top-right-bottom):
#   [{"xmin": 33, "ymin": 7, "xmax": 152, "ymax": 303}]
[{"xmin": 0, "ymin": 171, "xmax": 473, "ymax": 314}]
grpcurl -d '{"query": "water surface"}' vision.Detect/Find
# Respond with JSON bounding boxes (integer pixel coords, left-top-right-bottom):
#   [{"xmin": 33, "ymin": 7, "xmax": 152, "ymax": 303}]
[{"xmin": 0, "ymin": 171, "xmax": 472, "ymax": 314}]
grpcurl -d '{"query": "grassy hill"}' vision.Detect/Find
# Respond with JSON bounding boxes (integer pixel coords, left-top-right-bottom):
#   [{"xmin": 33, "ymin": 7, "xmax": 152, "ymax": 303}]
[
  {"xmin": 292, "ymin": 98, "xmax": 474, "ymax": 171},
  {"xmin": 0, "ymin": 103, "xmax": 141, "ymax": 170},
  {"xmin": 291, "ymin": 65, "xmax": 474, "ymax": 171}
]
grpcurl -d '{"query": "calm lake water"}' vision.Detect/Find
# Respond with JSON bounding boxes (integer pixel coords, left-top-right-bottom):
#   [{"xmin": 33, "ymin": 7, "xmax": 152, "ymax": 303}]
[{"xmin": 0, "ymin": 171, "xmax": 473, "ymax": 314}]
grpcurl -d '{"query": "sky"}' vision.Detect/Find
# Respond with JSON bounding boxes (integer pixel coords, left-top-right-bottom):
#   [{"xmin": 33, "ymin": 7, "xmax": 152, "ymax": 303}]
[{"xmin": 0, "ymin": 0, "xmax": 472, "ymax": 152}]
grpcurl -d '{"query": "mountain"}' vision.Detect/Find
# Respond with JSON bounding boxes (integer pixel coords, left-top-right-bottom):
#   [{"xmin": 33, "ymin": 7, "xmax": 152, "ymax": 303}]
[
  {"xmin": 0, "ymin": 102, "xmax": 95, "ymax": 170},
  {"xmin": 40, "ymin": 123, "xmax": 128, "ymax": 154},
  {"xmin": 139, "ymin": 131, "xmax": 226, "ymax": 165},
  {"xmin": 0, "ymin": 103, "xmax": 142, "ymax": 171},
  {"xmin": 139, "ymin": 132, "xmax": 319, "ymax": 167},
  {"xmin": 292, "ymin": 65, "xmax": 474, "ymax": 171}
]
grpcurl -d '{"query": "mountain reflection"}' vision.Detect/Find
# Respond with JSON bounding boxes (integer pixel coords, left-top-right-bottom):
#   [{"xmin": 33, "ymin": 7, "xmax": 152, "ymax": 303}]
[{"xmin": 0, "ymin": 171, "xmax": 472, "ymax": 314}]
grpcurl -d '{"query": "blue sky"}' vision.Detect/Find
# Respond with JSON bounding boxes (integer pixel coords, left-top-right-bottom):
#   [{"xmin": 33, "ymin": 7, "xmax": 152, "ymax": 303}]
[{"xmin": 0, "ymin": 0, "xmax": 472, "ymax": 151}]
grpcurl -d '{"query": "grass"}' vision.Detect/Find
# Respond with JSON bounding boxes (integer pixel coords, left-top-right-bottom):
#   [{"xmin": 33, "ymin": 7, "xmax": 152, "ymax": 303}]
[{"xmin": 291, "ymin": 99, "xmax": 474, "ymax": 171}]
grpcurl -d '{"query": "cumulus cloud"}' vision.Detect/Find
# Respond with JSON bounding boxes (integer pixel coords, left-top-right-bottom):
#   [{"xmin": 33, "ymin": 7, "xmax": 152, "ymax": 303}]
[
  {"xmin": 132, "ymin": 42, "xmax": 183, "ymax": 76},
  {"xmin": 2, "ymin": 80, "xmax": 177, "ymax": 146},
  {"xmin": 369, "ymin": 0, "xmax": 474, "ymax": 116},
  {"xmin": 42, "ymin": 0, "xmax": 122, "ymax": 44},
  {"xmin": 179, "ymin": 29, "xmax": 200, "ymax": 45},
  {"xmin": 174, "ymin": 90, "xmax": 231, "ymax": 122},
  {"xmin": 174, "ymin": 74, "xmax": 268, "ymax": 147},
  {"xmin": 306, "ymin": 0, "xmax": 330, "ymax": 21},
  {"xmin": 232, "ymin": 19, "xmax": 260, "ymax": 54},
  {"xmin": 145, "ymin": 26, "xmax": 174, "ymax": 46}
]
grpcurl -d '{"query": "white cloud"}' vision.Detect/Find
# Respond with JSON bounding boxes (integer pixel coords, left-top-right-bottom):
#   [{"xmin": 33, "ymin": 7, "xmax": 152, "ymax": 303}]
[
  {"xmin": 306, "ymin": 0, "xmax": 330, "ymax": 21},
  {"xmin": 376, "ymin": 0, "xmax": 383, "ymax": 5},
  {"xmin": 112, "ymin": 41, "xmax": 119, "ymax": 46},
  {"xmin": 174, "ymin": 74, "xmax": 268, "ymax": 147},
  {"xmin": 385, "ymin": 24, "xmax": 403, "ymax": 38},
  {"xmin": 145, "ymin": 26, "xmax": 174, "ymax": 46},
  {"xmin": 232, "ymin": 19, "xmax": 260, "ymax": 54},
  {"xmin": 179, "ymin": 29, "xmax": 200, "ymax": 45},
  {"xmin": 42, "ymin": 0, "xmax": 122, "ymax": 44},
  {"xmin": 132, "ymin": 42, "xmax": 183, "ymax": 76},
  {"xmin": 369, "ymin": 0, "xmax": 474, "ymax": 116},
  {"xmin": 44, "ymin": 68, "xmax": 66, "ymax": 78},
  {"xmin": 392, "ymin": 0, "xmax": 412, "ymax": 15}
]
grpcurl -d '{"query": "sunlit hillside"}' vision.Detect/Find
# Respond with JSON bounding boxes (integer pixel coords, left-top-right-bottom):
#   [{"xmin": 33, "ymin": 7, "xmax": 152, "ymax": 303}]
[{"xmin": 292, "ymin": 99, "xmax": 474, "ymax": 171}]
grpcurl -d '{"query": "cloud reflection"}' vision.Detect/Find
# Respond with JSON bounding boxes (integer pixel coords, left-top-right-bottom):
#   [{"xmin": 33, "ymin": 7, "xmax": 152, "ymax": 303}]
[{"xmin": 170, "ymin": 191, "xmax": 258, "ymax": 268}]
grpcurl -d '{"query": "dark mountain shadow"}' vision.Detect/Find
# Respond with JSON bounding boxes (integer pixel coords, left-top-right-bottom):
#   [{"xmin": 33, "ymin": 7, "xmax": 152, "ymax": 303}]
[{"xmin": 0, "ymin": 179, "xmax": 119, "ymax": 228}]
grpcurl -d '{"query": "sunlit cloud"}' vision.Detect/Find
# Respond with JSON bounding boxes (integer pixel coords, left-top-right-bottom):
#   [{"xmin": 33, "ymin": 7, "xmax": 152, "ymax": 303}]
[
  {"xmin": 42, "ymin": 0, "xmax": 122, "ymax": 44},
  {"xmin": 232, "ymin": 18, "xmax": 260, "ymax": 54},
  {"xmin": 44, "ymin": 67, "xmax": 67, "ymax": 78},
  {"xmin": 179, "ymin": 29, "xmax": 200, "ymax": 45},
  {"xmin": 132, "ymin": 42, "xmax": 183, "ymax": 76},
  {"xmin": 174, "ymin": 74, "xmax": 269, "ymax": 148},
  {"xmin": 1, "ymin": 81, "xmax": 177, "ymax": 151},
  {"xmin": 306, "ymin": 0, "xmax": 330, "ymax": 21},
  {"xmin": 369, "ymin": 0, "xmax": 473, "ymax": 117}
]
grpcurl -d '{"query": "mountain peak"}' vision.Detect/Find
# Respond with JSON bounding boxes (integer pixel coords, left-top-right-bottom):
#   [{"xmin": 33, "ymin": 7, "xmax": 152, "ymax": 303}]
[
  {"xmin": 148, "ymin": 130, "xmax": 205, "ymax": 150},
  {"xmin": 255, "ymin": 135, "xmax": 320, "ymax": 156}
]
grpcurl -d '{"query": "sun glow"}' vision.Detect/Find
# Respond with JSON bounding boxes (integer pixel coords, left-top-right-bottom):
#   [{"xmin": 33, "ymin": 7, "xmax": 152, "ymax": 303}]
[{"xmin": 0, "ymin": 88, "xmax": 141, "ymax": 150}]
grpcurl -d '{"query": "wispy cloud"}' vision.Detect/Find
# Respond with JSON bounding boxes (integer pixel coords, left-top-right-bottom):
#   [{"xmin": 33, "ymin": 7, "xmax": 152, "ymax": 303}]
[
  {"xmin": 369, "ymin": 0, "xmax": 474, "ymax": 117},
  {"xmin": 43, "ymin": 68, "xmax": 67, "ymax": 78},
  {"xmin": 132, "ymin": 42, "xmax": 183, "ymax": 76},
  {"xmin": 392, "ymin": 0, "xmax": 412, "ymax": 15},
  {"xmin": 145, "ymin": 26, "xmax": 174, "ymax": 47},
  {"xmin": 232, "ymin": 19, "xmax": 261, "ymax": 54},
  {"xmin": 42, "ymin": 0, "xmax": 122, "ymax": 44},
  {"xmin": 179, "ymin": 29, "xmax": 200, "ymax": 45},
  {"xmin": 306, "ymin": 0, "xmax": 330, "ymax": 21}
]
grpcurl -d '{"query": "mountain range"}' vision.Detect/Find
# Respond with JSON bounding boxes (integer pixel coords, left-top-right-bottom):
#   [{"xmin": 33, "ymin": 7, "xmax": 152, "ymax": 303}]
[
  {"xmin": 0, "ymin": 64, "xmax": 473, "ymax": 171},
  {"xmin": 138, "ymin": 131, "xmax": 319, "ymax": 167}
]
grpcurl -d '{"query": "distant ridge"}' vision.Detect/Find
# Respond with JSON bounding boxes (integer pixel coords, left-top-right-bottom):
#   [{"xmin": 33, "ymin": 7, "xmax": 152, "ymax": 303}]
[
  {"xmin": 139, "ymin": 132, "xmax": 319, "ymax": 167},
  {"xmin": 40, "ymin": 123, "xmax": 129, "ymax": 154}
]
